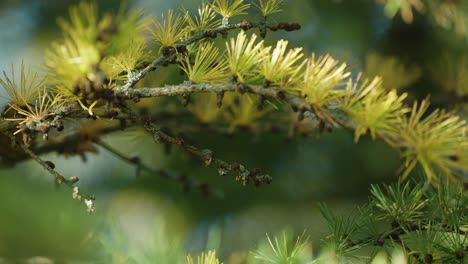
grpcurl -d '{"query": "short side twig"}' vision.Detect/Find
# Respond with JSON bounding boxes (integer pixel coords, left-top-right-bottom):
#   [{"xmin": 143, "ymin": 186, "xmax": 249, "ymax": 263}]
[
  {"xmin": 94, "ymin": 139, "xmax": 218, "ymax": 196},
  {"xmin": 17, "ymin": 138, "xmax": 95, "ymax": 212}
]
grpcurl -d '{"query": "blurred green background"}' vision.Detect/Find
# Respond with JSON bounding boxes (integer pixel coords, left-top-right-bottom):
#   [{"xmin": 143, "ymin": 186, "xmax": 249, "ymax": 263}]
[{"xmin": 0, "ymin": 0, "xmax": 466, "ymax": 262}]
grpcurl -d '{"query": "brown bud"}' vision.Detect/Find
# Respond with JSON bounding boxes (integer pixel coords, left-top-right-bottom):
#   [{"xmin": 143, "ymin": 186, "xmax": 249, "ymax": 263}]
[
  {"xmin": 204, "ymin": 30, "xmax": 217, "ymax": 38},
  {"xmin": 230, "ymin": 163, "xmax": 240, "ymax": 171},
  {"xmin": 277, "ymin": 22, "xmax": 301, "ymax": 31},
  {"xmin": 250, "ymin": 168, "xmax": 261, "ymax": 176},
  {"xmin": 44, "ymin": 161, "xmax": 55, "ymax": 169},
  {"xmin": 423, "ymin": 254, "xmax": 433, "ymax": 263},
  {"xmin": 240, "ymin": 19, "xmax": 253, "ymax": 30},
  {"xmin": 72, "ymin": 86, "xmax": 81, "ymax": 96},
  {"xmin": 276, "ymin": 90, "xmax": 286, "ymax": 100},
  {"xmin": 236, "ymin": 83, "xmax": 247, "ymax": 94},
  {"xmin": 181, "ymin": 94, "xmax": 190, "ymax": 107},
  {"xmin": 175, "ymin": 137, "xmax": 185, "ymax": 146},
  {"xmin": 257, "ymin": 95, "xmax": 266, "ymax": 110},
  {"xmin": 376, "ymin": 238, "xmax": 385, "ymax": 246},
  {"xmin": 176, "ymin": 45, "xmax": 187, "ymax": 53},
  {"xmin": 317, "ymin": 120, "xmax": 325, "ymax": 134},
  {"xmin": 162, "ymin": 47, "xmax": 174, "ymax": 57},
  {"xmin": 254, "ymin": 179, "xmax": 261, "ymax": 187},
  {"xmin": 216, "ymin": 91, "xmax": 224, "ymax": 108}
]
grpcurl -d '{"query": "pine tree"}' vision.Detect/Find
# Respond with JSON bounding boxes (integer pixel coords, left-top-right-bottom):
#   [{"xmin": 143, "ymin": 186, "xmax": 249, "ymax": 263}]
[{"xmin": 0, "ymin": 0, "xmax": 466, "ymax": 263}]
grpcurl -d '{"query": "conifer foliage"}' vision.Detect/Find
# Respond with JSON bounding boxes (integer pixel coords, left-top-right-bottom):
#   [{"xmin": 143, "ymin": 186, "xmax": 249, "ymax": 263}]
[{"xmin": 0, "ymin": 0, "xmax": 466, "ymax": 262}]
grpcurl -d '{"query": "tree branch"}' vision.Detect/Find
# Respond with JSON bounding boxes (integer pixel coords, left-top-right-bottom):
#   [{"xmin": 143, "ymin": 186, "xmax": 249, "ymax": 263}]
[
  {"xmin": 119, "ymin": 19, "xmax": 301, "ymax": 90},
  {"xmin": 94, "ymin": 138, "xmax": 219, "ymax": 196},
  {"xmin": 119, "ymin": 105, "xmax": 272, "ymax": 187},
  {"xmin": 116, "ymin": 83, "xmax": 306, "ymax": 110},
  {"xmin": 14, "ymin": 136, "xmax": 95, "ymax": 212}
]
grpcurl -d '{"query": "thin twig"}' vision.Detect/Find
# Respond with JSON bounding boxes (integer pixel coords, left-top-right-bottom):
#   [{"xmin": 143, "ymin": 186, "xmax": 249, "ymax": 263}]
[
  {"xmin": 119, "ymin": 106, "xmax": 272, "ymax": 187},
  {"xmin": 94, "ymin": 139, "xmax": 218, "ymax": 196},
  {"xmin": 119, "ymin": 19, "xmax": 301, "ymax": 90},
  {"xmin": 15, "ymin": 136, "xmax": 95, "ymax": 212},
  {"xmin": 119, "ymin": 22, "xmax": 253, "ymax": 90}
]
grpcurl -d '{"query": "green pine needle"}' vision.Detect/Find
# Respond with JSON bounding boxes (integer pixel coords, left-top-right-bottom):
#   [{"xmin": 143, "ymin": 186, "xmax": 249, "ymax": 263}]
[
  {"xmin": 211, "ymin": 0, "xmax": 250, "ymax": 19},
  {"xmin": 180, "ymin": 42, "xmax": 228, "ymax": 83},
  {"xmin": 253, "ymin": 229, "xmax": 311, "ymax": 264},
  {"xmin": 0, "ymin": 62, "xmax": 45, "ymax": 107},
  {"xmin": 146, "ymin": 10, "xmax": 188, "ymax": 48},
  {"xmin": 341, "ymin": 76, "xmax": 409, "ymax": 142},
  {"xmin": 225, "ymin": 31, "xmax": 270, "ymax": 83},
  {"xmin": 255, "ymin": 0, "xmax": 284, "ymax": 18},
  {"xmin": 370, "ymin": 181, "xmax": 428, "ymax": 224},
  {"xmin": 396, "ymin": 99, "xmax": 467, "ymax": 184}
]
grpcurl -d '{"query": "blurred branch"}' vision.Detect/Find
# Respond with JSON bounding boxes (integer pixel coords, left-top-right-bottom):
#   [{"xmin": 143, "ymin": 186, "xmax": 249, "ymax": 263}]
[
  {"xmin": 94, "ymin": 139, "xmax": 219, "ymax": 196},
  {"xmin": 1, "ymin": 108, "xmax": 311, "ymax": 170},
  {"xmin": 0, "ymin": 118, "xmax": 127, "ymax": 166},
  {"xmin": 14, "ymin": 135, "xmax": 95, "ymax": 212}
]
